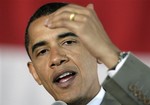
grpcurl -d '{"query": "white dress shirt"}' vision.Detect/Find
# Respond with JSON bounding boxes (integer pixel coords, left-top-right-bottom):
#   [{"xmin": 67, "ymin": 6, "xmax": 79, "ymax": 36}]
[{"xmin": 87, "ymin": 87, "xmax": 105, "ymax": 105}]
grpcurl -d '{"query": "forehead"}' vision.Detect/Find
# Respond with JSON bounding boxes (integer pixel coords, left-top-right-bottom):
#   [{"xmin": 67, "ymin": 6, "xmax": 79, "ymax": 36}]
[{"xmin": 28, "ymin": 15, "xmax": 70, "ymax": 44}]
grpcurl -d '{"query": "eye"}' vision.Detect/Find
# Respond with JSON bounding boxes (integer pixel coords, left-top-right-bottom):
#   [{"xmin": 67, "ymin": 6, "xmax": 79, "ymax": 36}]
[
  {"xmin": 63, "ymin": 40, "xmax": 77, "ymax": 46},
  {"xmin": 37, "ymin": 49, "xmax": 49, "ymax": 57}
]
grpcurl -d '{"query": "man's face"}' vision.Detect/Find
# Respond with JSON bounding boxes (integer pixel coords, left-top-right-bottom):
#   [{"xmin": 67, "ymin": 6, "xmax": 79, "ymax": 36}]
[{"xmin": 28, "ymin": 15, "xmax": 100, "ymax": 103}]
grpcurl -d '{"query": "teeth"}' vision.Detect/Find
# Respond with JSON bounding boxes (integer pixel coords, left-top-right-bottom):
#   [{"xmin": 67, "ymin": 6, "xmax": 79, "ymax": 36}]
[{"xmin": 59, "ymin": 72, "xmax": 72, "ymax": 79}]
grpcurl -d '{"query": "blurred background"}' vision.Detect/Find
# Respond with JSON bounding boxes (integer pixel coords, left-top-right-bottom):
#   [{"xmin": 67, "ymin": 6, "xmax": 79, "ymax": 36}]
[{"xmin": 0, "ymin": 0, "xmax": 150, "ymax": 105}]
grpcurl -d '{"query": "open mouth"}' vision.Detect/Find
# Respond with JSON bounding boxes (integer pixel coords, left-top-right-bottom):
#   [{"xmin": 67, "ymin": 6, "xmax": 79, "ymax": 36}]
[{"xmin": 53, "ymin": 71, "xmax": 77, "ymax": 88}]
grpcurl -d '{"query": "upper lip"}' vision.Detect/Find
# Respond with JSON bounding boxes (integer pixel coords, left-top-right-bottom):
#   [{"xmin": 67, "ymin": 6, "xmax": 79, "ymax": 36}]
[{"xmin": 52, "ymin": 69, "xmax": 77, "ymax": 83}]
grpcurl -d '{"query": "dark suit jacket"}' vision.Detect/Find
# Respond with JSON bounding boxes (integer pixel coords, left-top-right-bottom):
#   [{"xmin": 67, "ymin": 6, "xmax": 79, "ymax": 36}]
[
  {"xmin": 101, "ymin": 92, "xmax": 121, "ymax": 105},
  {"xmin": 102, "ymin": 53, "xmax": 150, "ymax": 105}
]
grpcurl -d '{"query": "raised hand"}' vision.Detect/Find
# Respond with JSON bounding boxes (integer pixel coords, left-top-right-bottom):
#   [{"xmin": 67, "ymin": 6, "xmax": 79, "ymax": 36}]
[{"xmin": 45, "ymin": 4, "xmax": 121, "ymax": 69}]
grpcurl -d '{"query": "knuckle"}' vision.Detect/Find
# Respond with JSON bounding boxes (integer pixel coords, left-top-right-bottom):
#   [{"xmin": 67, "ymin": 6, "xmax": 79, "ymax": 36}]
[
  {"xmin": 82, "ymin": 16, "xmax": 89, "ymax": 22},
  {"xmin": 61, "ymin": 20, "xmax": 67, "ymax": 26},
  {"xmin": 61, "ymin": 11, "xmax": 69, "ymax": 19}
]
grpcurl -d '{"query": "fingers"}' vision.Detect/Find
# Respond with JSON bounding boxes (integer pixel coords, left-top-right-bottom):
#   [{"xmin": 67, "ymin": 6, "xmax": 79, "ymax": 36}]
[
  {"xmin": 53, "ymin": 11, "xmax": 88, "ymax": 22},
  {"xmin": 54, "ymin": 4, "xmax": 93, "ymax": 16},
  {"xmin": 46, "ymin": 12, "xmax": 90, "ymax": 28},
  {"xmin": 44, "ymin": 4, "xmax": 95, "ymax": 29}
]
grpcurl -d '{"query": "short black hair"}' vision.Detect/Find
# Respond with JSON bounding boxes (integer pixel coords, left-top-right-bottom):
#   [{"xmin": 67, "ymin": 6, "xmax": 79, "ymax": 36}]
[{"xmin": 25, "ymin": 2, "xmax": 68, "ymax": 58}]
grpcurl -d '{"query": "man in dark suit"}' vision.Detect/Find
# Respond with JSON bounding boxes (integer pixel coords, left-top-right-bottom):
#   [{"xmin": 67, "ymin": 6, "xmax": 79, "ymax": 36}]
[{"xmin": 25, "ymin": 2, "xmax": 150, "ymax": 105}]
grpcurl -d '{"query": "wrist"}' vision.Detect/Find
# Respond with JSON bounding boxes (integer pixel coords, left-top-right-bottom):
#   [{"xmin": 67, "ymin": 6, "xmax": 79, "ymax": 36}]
[
  {"xmin": 97, "ymin": 50, "xmax": 120, "ymax": 68},
  {"xmin": 96, "ymin": 44, "xmax": 121, "ymax": 69},
  {"xmin": 98, "ymin": 49, "xmax": 121, "ymax": 69},
  {"xmin": 108, "ymin": 52, "xmax": 128, "ymax": 70},
  {"xmin": 104, "ymin": 51, "xmax": 120, "ymax": 69}
]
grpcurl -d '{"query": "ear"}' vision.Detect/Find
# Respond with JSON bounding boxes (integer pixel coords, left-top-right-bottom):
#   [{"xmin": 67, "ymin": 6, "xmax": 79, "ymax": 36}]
[
  {"xmin": 27, "ymin": 62, "xmax": 42, "ymax": 85},
  {"xmin": 86, "ymin": 3, "xmax": 94, "ymax": 10}
]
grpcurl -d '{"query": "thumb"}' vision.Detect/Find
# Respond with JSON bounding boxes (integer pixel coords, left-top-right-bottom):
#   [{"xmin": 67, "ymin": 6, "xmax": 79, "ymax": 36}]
[{"xmin": 86, "ymin": 3, "xmax": 94, "ymax": 10}]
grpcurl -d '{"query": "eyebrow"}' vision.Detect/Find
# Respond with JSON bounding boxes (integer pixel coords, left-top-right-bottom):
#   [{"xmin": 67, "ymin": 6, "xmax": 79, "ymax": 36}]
[
  {"xmin": 31, "ymin": 32, "xmax": 77, "ymax": 53},
  {"xmin": 58, "ymin": 32, "xmax": 77, "ymax": 39}
]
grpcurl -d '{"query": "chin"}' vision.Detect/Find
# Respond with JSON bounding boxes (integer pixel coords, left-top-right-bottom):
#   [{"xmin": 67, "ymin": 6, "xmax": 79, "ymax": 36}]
[{"xmin": 56, "ymin": 94, "xmax": 81, "ymax": 105}]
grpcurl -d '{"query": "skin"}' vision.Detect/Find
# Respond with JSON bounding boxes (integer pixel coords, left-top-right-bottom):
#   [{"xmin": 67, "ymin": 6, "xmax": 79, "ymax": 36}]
[
  {"xmin": 27, "ymin": 3, "xmax": 120, "ymax": 105},
  {"xmin": 45, "ymin": 4, "xmax": 120, "ymax": 68}
]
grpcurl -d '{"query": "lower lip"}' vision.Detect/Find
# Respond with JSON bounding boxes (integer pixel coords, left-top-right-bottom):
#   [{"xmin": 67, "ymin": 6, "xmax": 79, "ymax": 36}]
[{"xmin": 55, "ymin": 74, "xmax": 76, "ymax": 88}]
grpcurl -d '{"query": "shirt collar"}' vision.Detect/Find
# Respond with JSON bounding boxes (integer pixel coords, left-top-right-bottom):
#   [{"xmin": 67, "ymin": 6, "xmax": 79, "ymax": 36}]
[{"xmin": 87, "ymin": 87, "xmax": 105, "ymax": 105}]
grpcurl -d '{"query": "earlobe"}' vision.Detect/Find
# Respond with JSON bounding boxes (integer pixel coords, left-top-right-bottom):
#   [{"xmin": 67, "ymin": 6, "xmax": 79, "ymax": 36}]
[{"xmin": 27, "ymin": 62, "xmax": 42, "ymax": 85}]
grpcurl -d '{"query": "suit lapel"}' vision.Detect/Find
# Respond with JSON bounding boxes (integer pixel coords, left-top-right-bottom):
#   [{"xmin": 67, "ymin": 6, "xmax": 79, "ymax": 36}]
[{"xmin": 100, "ymin": 92, "xmax": 121, "ymax": 105}]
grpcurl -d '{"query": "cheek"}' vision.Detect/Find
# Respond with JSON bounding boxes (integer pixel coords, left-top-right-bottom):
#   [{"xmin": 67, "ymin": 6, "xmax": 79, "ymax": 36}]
[
  {"xmin": 79, "ymin": 48, "xmax": 96, "ymax": 67},
  {"xmin": 33, "ymin": 59, "xmax": 50, "ymax": 81},
  {"xmin": 68, "ymin": 47, "xmax": 97, "ymax": 75},
  {"xmin": 79, "ymin": 53, "xmax": 97, "ymax": 77},
  {"xmin": 34, "ymin": 63, "xmax": 55, "ymax": 93}
]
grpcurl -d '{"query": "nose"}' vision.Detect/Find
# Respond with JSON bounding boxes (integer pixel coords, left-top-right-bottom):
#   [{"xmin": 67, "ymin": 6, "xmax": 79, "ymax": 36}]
[{"xmin": 50, "ymin": 48, "xmax": 69, "ymax": 69}]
